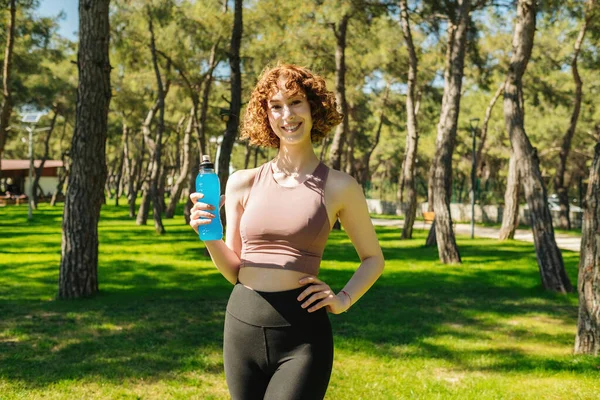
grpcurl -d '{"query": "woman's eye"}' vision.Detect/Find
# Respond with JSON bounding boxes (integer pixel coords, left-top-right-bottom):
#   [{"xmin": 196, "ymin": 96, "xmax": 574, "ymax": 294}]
[
  {"xmin": 292, "ymin": 100, "xmax": 302, "ymax": 105},
  {"xmin": 271, "ymin": 105, "xmax": 281, "ymax": 110}
]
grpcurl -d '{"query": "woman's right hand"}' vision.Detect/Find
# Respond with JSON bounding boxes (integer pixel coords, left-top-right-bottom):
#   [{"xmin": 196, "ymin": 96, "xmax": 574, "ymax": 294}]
[{"xmin": 189, "ymin": 192, "xmax": 226, "ymax": 234}]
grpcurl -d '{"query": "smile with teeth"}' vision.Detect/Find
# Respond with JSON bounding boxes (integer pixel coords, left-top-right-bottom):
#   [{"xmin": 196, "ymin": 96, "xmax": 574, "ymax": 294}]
[{"xmin": 281, "ymin": 122, "xmax": 302, "ymax": 133}]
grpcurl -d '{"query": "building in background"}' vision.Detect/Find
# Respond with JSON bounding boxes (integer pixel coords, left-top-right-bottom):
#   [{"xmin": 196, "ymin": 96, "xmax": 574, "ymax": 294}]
[{"xmin": 1, "ymin": 159, "xmax": 63, "ymax": 197}]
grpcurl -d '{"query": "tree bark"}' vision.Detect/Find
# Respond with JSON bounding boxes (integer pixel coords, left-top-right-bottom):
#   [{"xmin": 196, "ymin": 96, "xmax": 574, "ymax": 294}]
[
  {"xmin": 59, "ymin": 0, "xmax": 111, "ymax": 299},
  {"xmin": 32, "ymin": 109, "xmax": 59, "ymax": 208},
  {"xmin": 166, "ymin": 112, "xmax": 192, "ymax": 218},
  {"xmin": 400, "ymin": 0, "xmax": 419, "ymax": 240},
  {"xmin": 574, "ymin": 142, "xmax": 600, "ymax": 355},
  {"xmin": 0, "ymin": 0, "xmax": 16, "ymax": 177},
  {"xmin": 327, "ymin": 13, "xmax": 350, "ymax": 172},
  {"xmin": 430, "ymin": 0, "xmax": 470, "ymax": 263},
  {"xmin": 217, "ymin": 0, "xmax": 243, "ymax": 226},
  {"xmin": 554, "ymin": 0, "xmax": 594, "ymax": 230},
  {"xmin": 499, "ymin": 149, "xmax": 520, "ymax": 240},
  {"xmin": 504, "ymin": 0, "xmax": 572, "ymax": 293}
]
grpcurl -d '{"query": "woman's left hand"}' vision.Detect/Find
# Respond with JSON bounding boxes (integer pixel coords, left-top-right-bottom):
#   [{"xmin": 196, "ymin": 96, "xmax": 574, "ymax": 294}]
[{"xmin": 297, "ymin": 276, "xmax": 351, "ymax": 315}]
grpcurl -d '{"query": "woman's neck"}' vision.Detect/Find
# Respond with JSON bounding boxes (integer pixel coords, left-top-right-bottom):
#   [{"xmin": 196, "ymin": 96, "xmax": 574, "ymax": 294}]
[{"xmin": 273, "ymin": 143, "xmax": 320, "ymax": 174}]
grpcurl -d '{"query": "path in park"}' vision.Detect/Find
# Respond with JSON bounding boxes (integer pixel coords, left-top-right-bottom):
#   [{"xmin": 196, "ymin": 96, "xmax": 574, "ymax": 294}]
[{"xmin": 371, "ymin": 219, "xmax": 581, "ymax": 253}]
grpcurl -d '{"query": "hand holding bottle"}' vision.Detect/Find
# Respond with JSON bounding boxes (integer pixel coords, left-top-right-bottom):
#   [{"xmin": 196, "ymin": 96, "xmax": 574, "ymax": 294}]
[
  {"xmin": 191, "ymin": 155, "xmax": 224, "ymax": 241},
  {"xmin": 189, "ymin": 192, "xmax": 226, "ymax": 234}
]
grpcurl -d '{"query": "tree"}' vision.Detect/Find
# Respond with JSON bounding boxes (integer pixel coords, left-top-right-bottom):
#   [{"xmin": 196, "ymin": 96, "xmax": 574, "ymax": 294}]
[
  {"xmin": 503, "ymin": 0, "xmax": 572, "ymax": 293},
  {"xmin": 499, "ymin": 150, "xmax": 520, "ymax": 240},
  {"xmin": 399, "ymin": 0, "xmax": 419, "ymax": 240},
  {"xmin": 0, "ymin": 0, "xmax": 16, "ymax": 174},
  {"xmin": 32, "ymin": 108, "xmax": 59, "ymax": 208},
  {"xmin": 553, "ymin": 0, "xmax": 596, "ymax": 230},
  {"xmin": 327, "ymin": 12, "xmax": 351, "ymax": 172},
  {"xmin": 59, "ymin": 0, "xmax": 112, "ymax": 299},
  {"xmin": 429, "ymin": 0, "xmax": 471, "ymax": 263},
  {"xmin": 145, "ymin": 6, "xmax": 167, "ymax": 234},
  {"xmin": 574, "ymin": 142, "xmax": 600, "ymax": 354},
  {"xmin": 218, "ymin": 0, "xmax": 243, "ymax": 208}
]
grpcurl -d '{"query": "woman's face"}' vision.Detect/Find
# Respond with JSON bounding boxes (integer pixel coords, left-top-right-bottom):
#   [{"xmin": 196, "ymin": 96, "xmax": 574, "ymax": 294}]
[{"xmin": 266, "ymin": 78, "xmax": 313, "ymax": 145}]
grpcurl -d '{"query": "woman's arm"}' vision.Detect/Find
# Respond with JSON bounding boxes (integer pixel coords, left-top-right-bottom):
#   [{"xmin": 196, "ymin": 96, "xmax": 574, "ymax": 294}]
[
  {"xmin": 335, "ymin": 174, "xmax": 385, "ymax": 308},
  {"xmin": 190, "ymin": 170, "xmax": 249, "ymax": 285}
]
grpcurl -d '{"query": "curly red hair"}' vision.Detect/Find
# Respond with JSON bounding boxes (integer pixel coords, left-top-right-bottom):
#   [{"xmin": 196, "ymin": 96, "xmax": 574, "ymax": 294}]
[{"xmin": 240, "ymin": 63, "xmax": 343, "ymax": 148}]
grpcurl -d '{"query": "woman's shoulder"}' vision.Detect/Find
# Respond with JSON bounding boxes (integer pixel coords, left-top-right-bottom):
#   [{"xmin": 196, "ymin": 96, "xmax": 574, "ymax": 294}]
[
  {"xmin": 226, "ymin": 165, "xmax": 264, "ymax": 193},
  {"xmin": 326, "ymin": 167, "xmax": 360, "ymax": 193}
]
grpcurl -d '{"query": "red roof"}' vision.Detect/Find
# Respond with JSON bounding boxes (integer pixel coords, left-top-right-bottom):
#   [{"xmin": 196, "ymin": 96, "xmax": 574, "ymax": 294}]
[{"xmin": 1, "ymin": 159, "xmax": 64, "ymax": 171}]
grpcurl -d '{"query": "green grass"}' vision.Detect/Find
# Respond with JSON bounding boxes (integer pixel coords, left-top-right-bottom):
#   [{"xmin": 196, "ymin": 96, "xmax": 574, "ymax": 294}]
[{"xmin": 0, "ymin": 203, "xmax": 597, "ymax": 399}]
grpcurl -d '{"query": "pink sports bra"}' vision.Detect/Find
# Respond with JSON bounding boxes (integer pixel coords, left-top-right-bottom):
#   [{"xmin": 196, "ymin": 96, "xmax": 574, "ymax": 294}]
[{"xmin": 239, "ymin": 160, "xmax": 331, "ymax": 276}]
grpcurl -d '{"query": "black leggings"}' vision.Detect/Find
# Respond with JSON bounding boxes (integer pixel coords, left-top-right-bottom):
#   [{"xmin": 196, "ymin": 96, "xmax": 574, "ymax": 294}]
[{"xmin": 223, "ymin": 282, "xmax": 334, "ymax": 400}]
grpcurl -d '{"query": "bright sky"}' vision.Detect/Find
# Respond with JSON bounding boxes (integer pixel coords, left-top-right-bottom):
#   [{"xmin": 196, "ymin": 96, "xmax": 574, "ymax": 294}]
[{"xmin": 36, "ymin": 0, "xmax": 79, "ymax": 41}]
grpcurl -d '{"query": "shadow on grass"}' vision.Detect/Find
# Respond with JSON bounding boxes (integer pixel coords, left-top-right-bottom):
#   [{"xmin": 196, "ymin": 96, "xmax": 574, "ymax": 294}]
[{"xmin": 0, "ymin": 204, "xmax": 594, "ymax": 389}]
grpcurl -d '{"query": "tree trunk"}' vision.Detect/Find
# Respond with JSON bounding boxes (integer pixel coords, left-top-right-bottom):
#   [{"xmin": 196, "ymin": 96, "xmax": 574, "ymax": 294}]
[
  {"xmin": 113, "ymin": 121, "xmax": 127, "ymax": 207},
  {"xmin": 136, "ymin": 79, "xmax": 170, "ymax": 224},
  {"xmin": 120, "ymin": 119, "xmax": 132, "ymax": 207},
  {"xmin": 32, "ymin": 110, "xmax": 58, "ymax": 208},
  {"xmin": 360, "ymin": 85, "xmax": 388, "ymax": 188},
  {"xmin": 431, "ymin": 0, "xmax": 470, "ymax": 263},
  {"xmin": 554, "ymin": 0, "xmax": 593, "ymax": 230},
  {"xmin": 136, "ymin": 165, "xmax": 153, "ymax": 225},
  {"xmin": 327, "ymin": 13, "xmax": 350, "ymax": 172},
  {"xmin": 184, "ymin": 41, "xmax": 219, "ymax": 223},
  {"xmin": 129, "ymin": 133, "xmax": 144, "ymax": 218},
  {"xmin": 59, "ymin": 0, "xmax": 111, "ymax": 299},
  {"xmin": 51, "ymin": 152, "xmax": 69, "ymax": 206},
  {"xmin": 243, "ymin": 141, "xmax": 252, "ymax": 169},
  {"xmin": 499, "ymin": 150, "xmax": 520, "ymax": 240},
  {"xmin": 345, "ymin": 127, "xmax": 356, "ymax": 177},
  {"xmin": 158, "ymin": 163, "xmax": 168, "ymax": 213},
  {"xmin": 574, "ymin": 141, "xmax": 600, "ymax": 355},
  {"xmin": 146, "ymin": 9, "xmax": 166, "ymax": 234},
  {"xmin": 166, "ymin": 112, "xmax": 192, "ymax": 218},
  {"xmin": 477, "ymin": 83, "xmax": 504, "ymax": 176},
  {"xmin": 425, "ymin": 220, "xmax": 437, "ymax": 247},
  {"xmin": 0, "ymin": 0, "xmax": 16, "ymax": 176},
  {"xmin": 104, "ymin": 155, "xmax": 118, "ymax": 200},
  {"xmin": 218, "ymin": 0, "xmax": 243, "ymax": 227},
  {"xmin": 504, "ymin": 0, "xmax": 572, "ymax": 293},
  {"xmin": 427, "ymin": 23, "xmax": 456, "ymax": 214},
  {"xmin": 400, "ymin": 0, "xmax": 419, "ymax": 240}
]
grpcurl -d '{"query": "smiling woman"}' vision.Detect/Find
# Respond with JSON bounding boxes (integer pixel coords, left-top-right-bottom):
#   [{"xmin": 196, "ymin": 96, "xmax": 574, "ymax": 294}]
[
  {"xmin": 240, "ymin": 63, "xmax": 342, "ymax": 148},
  {"xmin": 188, "ymin": 62, "xmax": 385, "ymax": 399}
]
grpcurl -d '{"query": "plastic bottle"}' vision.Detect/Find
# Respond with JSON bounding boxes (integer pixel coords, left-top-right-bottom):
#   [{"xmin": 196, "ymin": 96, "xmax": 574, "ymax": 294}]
[{"xmin": 195, "ymin": 155, "xmax": 223, "ymax": 241}]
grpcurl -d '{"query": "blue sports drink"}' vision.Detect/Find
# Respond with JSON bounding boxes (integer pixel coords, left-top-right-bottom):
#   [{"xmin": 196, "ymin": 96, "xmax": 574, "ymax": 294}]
[{"xmin": 195, "ymin": 155, "xmax": 223, "ymax": 241}]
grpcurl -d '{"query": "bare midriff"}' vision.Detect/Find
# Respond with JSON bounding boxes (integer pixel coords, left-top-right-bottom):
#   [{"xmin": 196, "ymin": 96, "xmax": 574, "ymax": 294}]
[{"xmin": 237, "ymin": 267, "xmax": 315, "ymax": 292}]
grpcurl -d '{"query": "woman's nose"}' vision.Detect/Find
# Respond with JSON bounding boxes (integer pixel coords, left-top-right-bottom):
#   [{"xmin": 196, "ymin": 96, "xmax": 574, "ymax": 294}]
[{"xmin": 283, "ymin": 105, "xmax": 294, "ymax": 119}]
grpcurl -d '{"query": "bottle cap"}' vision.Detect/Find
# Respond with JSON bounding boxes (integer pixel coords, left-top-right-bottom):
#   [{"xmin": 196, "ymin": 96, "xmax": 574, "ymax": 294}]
[{"xmin": 200, "ymin": 155, "xmax": 214, "ymax": 170}]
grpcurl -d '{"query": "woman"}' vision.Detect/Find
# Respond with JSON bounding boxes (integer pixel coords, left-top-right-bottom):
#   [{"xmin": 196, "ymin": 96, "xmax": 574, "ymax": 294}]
[{"xmin": 189, "ymin": 63, "xmax": 384, "ymax": 399}]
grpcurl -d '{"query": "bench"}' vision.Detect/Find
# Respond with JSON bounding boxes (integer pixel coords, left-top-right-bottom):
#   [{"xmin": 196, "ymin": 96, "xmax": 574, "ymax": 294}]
[
  {"xmin": 0, "ymin": 197, "xmax": 26, "ymax": 206},
  {"xmin": 423, "ymin": 211, "xmax": 435, "ymax": 229},
  {"xmin": 422, "ymin": 211, "xmax": 457, "ymax": 229}
]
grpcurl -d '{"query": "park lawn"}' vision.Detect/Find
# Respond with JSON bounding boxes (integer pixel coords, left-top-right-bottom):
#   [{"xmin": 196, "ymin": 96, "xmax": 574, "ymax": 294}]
[{"xmin": 0, "ymin": 203, "xmax": 598, "ymax": 400}]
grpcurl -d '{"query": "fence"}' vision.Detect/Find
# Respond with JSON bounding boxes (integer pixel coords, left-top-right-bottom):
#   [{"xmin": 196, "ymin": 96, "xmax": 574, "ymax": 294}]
[{"xmin": 366, "ymin": 199, "xmax": 583, "ymax": 229}]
